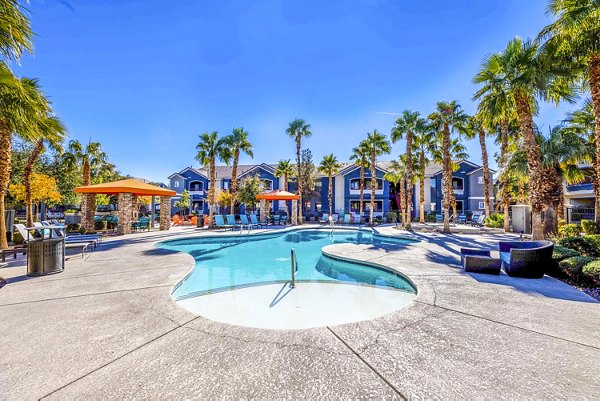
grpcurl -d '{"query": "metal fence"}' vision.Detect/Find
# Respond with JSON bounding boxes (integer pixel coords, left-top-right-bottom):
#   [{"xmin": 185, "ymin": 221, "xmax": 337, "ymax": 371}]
[{"xmin": 566, "ymin": 207, "xmax": 595, "ymax": 224}]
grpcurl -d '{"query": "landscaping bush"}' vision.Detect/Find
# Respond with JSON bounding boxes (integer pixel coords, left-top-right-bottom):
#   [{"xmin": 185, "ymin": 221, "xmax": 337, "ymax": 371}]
[
  {"xmin": 582, "ymin": 260, "xmax": 600, "ymax": 285},
  {"xmin": 556, "ymin": 236, "xmax": 600, "ymax": 257},
  {"xmin": 78, "ymin": 226, "xmax": 87, "ymax": 234},
  {"xmin": 425, "ymin": 214, "xmax": 436, "ymax": 223},
  {"xmin": 558, "ymin": 223, "xmax": 580, "ymax": 238},
  {"xmin": 484, "ymin": 213, "xmax": 504, "ymax": 228},
  {"xmin": 580, "ymin": 219, "xmax": 598, "ymax": 235},
  {"xmin": 12, "ymin": 231, "xmax": 24, "ymax": 245},
  {"xmin": 385, "ymin": 211, "xmax": 397, "ymax": 223},
  {"xmin": 558, "ymin": 256, "xmax": 595, "ymax": 283},
  {"xmin": 552, "ymin": 245, "xmax": 580, "ymax": 262}
]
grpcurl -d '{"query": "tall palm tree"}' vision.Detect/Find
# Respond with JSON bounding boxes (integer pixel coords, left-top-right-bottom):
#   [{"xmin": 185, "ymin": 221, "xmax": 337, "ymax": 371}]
[
  {"xmin": 391, "ymin": 110, "xmax": 426, "ymax": 230},
  {"xmin": 384, "ymin": 159, "xmax": 407, "ymax": 226},
  {"xmin": 318, "ymin": 154, "xmax": 341, "ymax": 216},
  {"xmin": 428, "ymin": 101, "xmax": 469, "ymax": 233},
  {"xmin": 413, "ymin": 127, "xmax": 436, "ymax": 223},
  {"xmin": 475, "ymin": 37, "xmax": 576, "ymax": 239},
  {"xmin": 63, "ymin": 139, "xmax": 109, "ymax": 232},
  {"xmin": 0, "ymin": 71, "xmax": 48, "ymax": 249},
  {"xmin": 349, "ymin": 141, "xmax": 370, "ymax": 224},
  {"xmin": 195, "ymin": 131, "xmax": 231, "ymax": 228},
  {"xmin": 24, "ymin": 115, "xmax": 66, "ymax": 226},
  {"xmin": 0, "ymin": 0, "xmax": 33, "ymax": 62},
  {"xmin": 431, "ymin": 137, "xmax": 469, "ymax": 219},
  {"xmin": 364, "ymin": 130, "xmax": 391, "ymax": 225},
  {"xmin": 540, "ymin": 0, "xmax": 600, "ymax": 221},
  {"xmin": 225, "ymin": 127, "xmax": 253, "ymax": 211},
  {"xmin": 504, "ymin": 125, "xmax": 587, "ymax": 234},
  {"xmin": 465, "ymin": 115, "xmax": 492, "ymax": 217},
  {"xmin": 286, "ymin": 119, "xmax": 311, "ymax": 224},
  {"xmin": 274, "ymin": 159, "xmax": 295, "ymax": 217}
]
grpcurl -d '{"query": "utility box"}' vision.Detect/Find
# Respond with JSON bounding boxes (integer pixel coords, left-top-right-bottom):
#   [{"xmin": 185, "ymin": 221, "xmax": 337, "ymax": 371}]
[{"xmin": 511, "ymin": 205, "xmax": 532, "ymax": 234}]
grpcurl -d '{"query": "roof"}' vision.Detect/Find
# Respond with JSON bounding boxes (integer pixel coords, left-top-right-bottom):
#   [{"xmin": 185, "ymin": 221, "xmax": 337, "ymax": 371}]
[
  {"xmin": 75, "ymin": 179, "xmax": 176, "ymax": 197},
  {"xmin": 256, "ymin": 189, "xmax": 299, "ymax": 201}
]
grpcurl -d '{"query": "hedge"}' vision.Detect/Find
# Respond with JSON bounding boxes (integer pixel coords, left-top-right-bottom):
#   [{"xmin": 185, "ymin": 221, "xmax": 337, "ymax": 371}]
[
  {"xmin": 558, "ymin": 256, "xmax": 595, "ymax": 284},
  {"xmin": 552, "ymin": 245, "xmax": 580, "ymax": 262},
  {"xmin": 556, "ymin": 236, "xmax": 600, "ymax": 257},
  {"xmin": 582, "ymin": 260, "xmax": 600, "ymax": 285}
]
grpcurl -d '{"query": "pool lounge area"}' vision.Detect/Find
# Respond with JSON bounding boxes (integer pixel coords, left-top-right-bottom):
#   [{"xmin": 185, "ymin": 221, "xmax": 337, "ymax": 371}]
[{"xmin": 0, "ymin": 225, "xmax": 599, "ymax": 398}]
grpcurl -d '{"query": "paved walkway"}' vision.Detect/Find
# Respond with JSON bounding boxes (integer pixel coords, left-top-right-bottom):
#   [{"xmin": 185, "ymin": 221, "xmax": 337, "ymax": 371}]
[{"xmin": 0, "ymin": 225, "xmax": 598, "ymax": 399}]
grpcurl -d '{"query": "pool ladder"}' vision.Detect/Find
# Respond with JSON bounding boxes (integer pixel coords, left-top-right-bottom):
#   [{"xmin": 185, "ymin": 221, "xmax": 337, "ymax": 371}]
[{"xmin": 290, "ymin": 248, "xmax": 299, "ymax": 288}]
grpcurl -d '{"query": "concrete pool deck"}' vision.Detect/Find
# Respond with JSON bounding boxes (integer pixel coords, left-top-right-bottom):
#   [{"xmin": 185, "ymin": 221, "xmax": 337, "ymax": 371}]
[{"xmin": 1, "ymin": 225, "xmax": 599, "ymax": 398}]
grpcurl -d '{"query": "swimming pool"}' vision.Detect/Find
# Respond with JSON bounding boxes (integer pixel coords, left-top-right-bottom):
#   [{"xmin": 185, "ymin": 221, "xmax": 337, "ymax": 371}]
[{"xmin": 158, "ymin": 228, "xmax": 417, "ymax": 300}]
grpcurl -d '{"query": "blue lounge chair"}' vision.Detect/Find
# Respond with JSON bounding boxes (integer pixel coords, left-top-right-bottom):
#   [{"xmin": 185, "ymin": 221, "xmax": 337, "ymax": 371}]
[
  {"xmin": 342, "ymin": 214, "xmax": 351, "ymax": 225},
  {"xmin": 240, "ymin": 214, "xmax": 257, "ymax": 229},
  {"xmin": 273, "ymin": 215, "xmax": 281, "ymax": 225},
  {"xmin": 213, "ymin": 215, "xmax": 233, "ymax": 230},
  {"xmin": 320, "ymin": 213, "xmax": 329, "ymax": 224},
  {"xmin": 472, "ymin": 214, "xmax": 486, "ymax": 227},
  {"xmin": 457, "ymin": 214, "xmax": 467, "ymax": 224},
  {"xmin": 469, "ymin": 213, "xmax": 481, "ymax": 226},
  {"xmin": 250, "ymin": 214, "xmax": 266, "ymax": 229},
  {"xmin": 435, "ymin": 214, "xmax": 444, "ymax": 223},
  {"xmin": 281, "ymin": 215, "xmax": 288, "ymax": 225}
]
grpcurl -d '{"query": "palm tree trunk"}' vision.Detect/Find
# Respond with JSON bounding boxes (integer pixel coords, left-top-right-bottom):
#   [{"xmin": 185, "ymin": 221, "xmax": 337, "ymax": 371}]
[
  {"xmin": 208, "ymin": 160, "xmax": 216, "ymax": 228},
  {"xmin": 230, "ymin": 149, "xmax": 239, "ymax": 211},
  {"xmin": 0, "ymin": 123, "xmax": 12, "ymax": 249},
  {"xmin": 400, "ymin": 178, "xmax": 406, "ymax": 226},
  {"xmin": 284, "ymin": 175, "xmax": 290, "ymax": 218},
  {"xmin": 541, "ymin": 167, "xmax": 559, "ymax": 235},
  {"xmin": 359, "ymin": 163, "xmax": 365, "ymax": 224},
  {"xmin": 405, "ymin": 131, "xmax": 413, "ymax": 230},
  {"xmin": 419, "ymin": 150, "xmax": 425, "ymax": 224},
  {"xmin": 25, "ymin": 139, "xmax": 44, "ymax": 227},
  {"xmin": 81, "ymin": 160, "xmax": 95, "ymax": 232},
  {"xmin": 500, "ymin": 119, "xmax": 510, "ymax": 232},
  {"xmin": 442, "ymin": 124, "xmax": 451, "ymax": 233},
  {"xmin": 370, "ymin": 153, "xmax": 376, "ymax": 225},
  {"xmin": 478, "ymin": 128, "xmax": 491, "ymax": 217},
  {"xmin": 514, "ymin": 91, "xmax": 544, "ymax": 240},
  {"xmin": 296, "ymin": 137, "xmax": 303, "ymax": 224},
  {"xmin": 588, "ymin": 54, "xmax": 600, "ymax": 223},
  {"xmin": 328, "ymin": 173, "xmax": 333, "ymax": 216}
]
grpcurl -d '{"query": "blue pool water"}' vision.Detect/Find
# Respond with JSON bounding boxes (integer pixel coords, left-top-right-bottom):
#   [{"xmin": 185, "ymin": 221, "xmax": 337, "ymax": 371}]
[{"xmin": 158, "ymin": 228, "xmax": 417, "ymax": 300}]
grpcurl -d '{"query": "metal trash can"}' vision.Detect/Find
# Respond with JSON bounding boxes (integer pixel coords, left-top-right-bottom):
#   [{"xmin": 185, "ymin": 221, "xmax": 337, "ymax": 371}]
[
  {"xmin": 26, "ymin": 226, "xmax": 65, "ymax": 276},
  {"xmin": 197, "ymin": 214, "xmax": 205, "ymax": 228}
]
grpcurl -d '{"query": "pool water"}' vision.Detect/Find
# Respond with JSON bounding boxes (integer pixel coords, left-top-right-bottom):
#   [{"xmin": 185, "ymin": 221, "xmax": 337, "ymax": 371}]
[{"xmin": 158, "ymin": 228, "xmax": 417, "ymax": 300}]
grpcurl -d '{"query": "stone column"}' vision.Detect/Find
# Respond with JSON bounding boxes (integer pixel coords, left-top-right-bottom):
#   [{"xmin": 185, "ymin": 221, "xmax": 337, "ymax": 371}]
[
  {"xmin": 159, "ymin": 196, "xmax": 171, "ymax": 230},
  {"xmin": 259, "ymin": 199, "xmax": 267, "ymax": 224},
  {"xmin": 81, "ymin": 193, "xmax": 96, "ymax": 232},
  {"xmin": 131, "ymin": 195, "xmax": 139, "ymax": 222},
  {"xmin": 292, "ymin": 200, "xmax": 298, "ymax": 225},
  {"xmin": 117, "ymin": 192, "xmax": 133, "ymax": 235}
]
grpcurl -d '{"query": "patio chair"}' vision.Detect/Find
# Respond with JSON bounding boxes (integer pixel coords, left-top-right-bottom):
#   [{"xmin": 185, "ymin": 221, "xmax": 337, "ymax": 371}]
[
  {"xmin": 460, "ymin": 248, "xmax": 500, "ymax": 275},
  {"xmin": 225, "ymin": 214, "xmax": 240, "ymax": 229},
  {"xmin": 250, "ymin": 214, "xmax": 266, "ymax": 229},
  {"xmin": 472, "ymin": 214, "xmax": 486, "ymax": 227},
  {"xmin": 435, "ymin": 214, "xmax": 444, "ymax": 223},
  {"xmin": 352, "ymin": 213, "xmax": 362, "ymax": 225},
  {"xmin": 469, "ymin": 213, "xmax": 481, "ymax": 226},
  {"xmin": 498, "ymin": 241, "xmax": 553, "ymax": 278},
  {"xmin": 240, "ymin": 214, "xmax": 257, "ymax": 230},
  {"xmin": 172, "ymin": 215, "xmax": 182, "ymax": 226},
  {"xmin": 320, "ymin": 213, "xmax": 329, "ymax": 224},
  {"xmin": 213, "ymin": 215, "xmax": 233, "ymax": 230},
  {"xmin": 341, "ymin": 214, "xmax": 351, "ymax": 225},
  {"xmin": 280, "ymin": 215, "xmax": 288, "ymax": 225},
  {"xmin": 137, "ymin": 217, "xmax": 150, "ymax": 231},
  {"xmin": 273, "ymin": 215, "xmax": 281, "ymax": 225},
  {"xmin": 457, "ymin": 214, "xmax": 467, "ymax": 224}
]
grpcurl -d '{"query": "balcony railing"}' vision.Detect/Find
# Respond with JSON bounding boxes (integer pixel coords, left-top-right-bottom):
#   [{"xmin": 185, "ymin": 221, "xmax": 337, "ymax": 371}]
[{"xmin": 189, "ymin": 190, "xmax": 205, "ymax": 195}]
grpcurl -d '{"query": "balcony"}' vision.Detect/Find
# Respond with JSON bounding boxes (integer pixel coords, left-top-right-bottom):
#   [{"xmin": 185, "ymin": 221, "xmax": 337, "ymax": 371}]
[
  {"xmin": 349, "ymin": 189, "xmax": 384, "ymax": 196},
  {"xmin": 189, "ymin": 190, "xmax": 205, "ymax": 196}
]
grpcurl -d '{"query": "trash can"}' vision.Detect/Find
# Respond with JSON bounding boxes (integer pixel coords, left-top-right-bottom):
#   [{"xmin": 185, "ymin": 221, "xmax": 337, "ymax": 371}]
[
  {"xmin": 197, "ymin": 215, "xmax": 205, "ymax": 228},
  {"xmin": 26, "ymin": 227, "xmax": 65, "ymax": 276}
]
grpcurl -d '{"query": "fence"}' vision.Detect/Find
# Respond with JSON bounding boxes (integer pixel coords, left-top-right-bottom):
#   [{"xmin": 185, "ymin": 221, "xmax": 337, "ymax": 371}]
[{"xmin": 566, "ymin": 207, "xmax": 595, "ymax": 224}]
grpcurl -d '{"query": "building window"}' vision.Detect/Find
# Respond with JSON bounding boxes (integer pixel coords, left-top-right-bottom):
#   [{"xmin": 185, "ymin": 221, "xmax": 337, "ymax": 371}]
[
  {"xmin": 262, "ymin": 179, "xmax": 273, "ymax": 191},
  {"xmin": 430, "ymin": 180, "xmax": 436, "ymax": 188},
  {"xmin": 315, "ymin": 202, "xmax": 322, "ymax": 212},
  {"xmin": 478, "ymin": 202, "xmax": 485, "ymax": 209},
  {"xmin": 430, "ymin": 202, "xmax": 436, "ymax": 212},
  {"xmin": 189, "ymin": 181, "xmax": 203, "ymax": 191},
  {"xmin": 452, "ymin": 177, "xmax": 464, "ymax": 190},
  {"xmin": 174, "ymin": 181, "xmax": 180, "ymax": 188},
  {"xmin": 478, "ymin": 176, "xmax": 484, "ymax": 184},
  {"xmin": 224, "ymin": 181, "xmax": 230, "ymax": 190},
  {"xmin": 350, "ymin": 178, "xmax": 382, "ymax": 190},
  {"xmin": 350, "ymin": 200, "xmax": 382, "ymax": 212}
]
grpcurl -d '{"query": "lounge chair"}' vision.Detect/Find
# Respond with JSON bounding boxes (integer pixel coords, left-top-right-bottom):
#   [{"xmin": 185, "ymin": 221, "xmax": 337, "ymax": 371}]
[
  {"xmin": 172, "ymin": 215, "xmax": 182, "ymax": 226},
  {"xmin": 341, "ymin": 214, "xmax": 351, "ymax": 225},
  {"xmin": 352, "ymin": 213, "xmax": 362, "ymax": 225},
  {"xmin": 136, "ymin": 217, "xmax": 150, "ymax": 231},
  {"xmin": 272, "ymin": 215, "xmax": 281, "ymax": 225},
  {"xmin": 498, "ymin": 241, "xmax": 554, "ymax": 278},
  {"xmin": 250, "ymin": 214, "xmax": 266, "ymax": 229},
  {"xmin": 280, "ymin": 215, "xmax": 288, "ymax": 225},
  {"xmin": 240, "ymin": 214, "xmax": 257, "ymax": 230},
  {"xmin": 457, "ymin": 214, "xmax": 467, "ymax": 224},
  {"xmin": 213, "ymin": 215, "xmax": 233, "ymax": 230},
  {"xmin": 320, "ymin": 213, "xmax": 329, "ymax": 224},
  {"xmin": 225, "ymin": 214, "xmax": 240, "ymax": 230},
  {"xmin": 472, "ymin": 214, "xmax": 486, "ymax": 227},
  {"xmin": 435, "ymin": 214, "xmax": 444, "ymax": 223}
]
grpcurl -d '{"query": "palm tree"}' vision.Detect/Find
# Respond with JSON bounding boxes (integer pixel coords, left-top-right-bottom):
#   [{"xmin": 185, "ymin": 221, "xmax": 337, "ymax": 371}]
[
  {"xmin": 349, "ymin": 141, "xmax": 370, "ymax": 225},
  {"xmin": 465, "ymin": 115, "xmax": 492, "ymax": 217},
  {"xmin": 504, "ymin": 125, "xmax": 588, "ymax": 234},
  {"xmin": 286, "ymin": 119, "xmax": 311, "ymax": 224},
  {"xmin": 318, "ymin": 154, "xmax": 341, "ymax": 216},
  {"xmin": 274, "ymin": 159, "xmax": 295, "ymax": 217},
  {"xmin": 540, "ymin": 0, "xmax": 600, "ymax": 221},
  {"xmin": 384, "ymin": 159, "xmax": 407, "ymax": 226},
  {"xmin": 225, "ymin": 127, "xmax": 253, "ymax": 211},
  {"xmin": 63, "ymin": 139, "xmax": 109, "ymax": 232},
  {"xmin": 413, "ymin": 127, "xmax": 436, "ymax": 223},
  {"xmin": 0, "ymin": 71, "xmax": 49, "ymax": 249},
  {"xmin": 0, "ymin": 0, "xmax": 33, "ymax": 62},
  {"xmin": 428, "ymin": 101, "xmax": 469, "ymax": 233},
  {"xmin": 431, "ymin": 137, "xmax": 469, "ymax": 219},
  {"xmin": 24, "ymin": 115, "xmax": 66, "ymax": 226},
  {"xmin": 364, "ymin": 130, "xmax": 391, "ymax": 225},
  {"xmin": 391, "ymin": 110, "xmax": 426, "ymax": 230},
  {"xmin": 474, "ymin": 37, "xmax": 576, "ymax": 239},
  {"xmin": 195, "ymin": 132, "xmax": 231, "ymax": 228}
]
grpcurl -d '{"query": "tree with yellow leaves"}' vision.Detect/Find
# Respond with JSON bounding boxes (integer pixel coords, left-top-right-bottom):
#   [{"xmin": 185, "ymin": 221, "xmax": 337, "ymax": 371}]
[{"xmin": 9, "ymin": 173, "xmax": 61, "ymax": 222}]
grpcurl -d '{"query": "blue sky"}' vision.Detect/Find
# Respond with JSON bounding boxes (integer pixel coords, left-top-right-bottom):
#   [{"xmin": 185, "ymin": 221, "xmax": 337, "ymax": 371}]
[{"xmin": 13, "ymin": 0, "xmax": 577, "ymax": 183}]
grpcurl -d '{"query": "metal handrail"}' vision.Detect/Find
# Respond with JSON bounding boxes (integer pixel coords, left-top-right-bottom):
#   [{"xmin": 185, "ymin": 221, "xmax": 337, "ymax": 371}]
[{"xmin": 290, "ymin": 248, "xmax": 298, "ymax": 288}]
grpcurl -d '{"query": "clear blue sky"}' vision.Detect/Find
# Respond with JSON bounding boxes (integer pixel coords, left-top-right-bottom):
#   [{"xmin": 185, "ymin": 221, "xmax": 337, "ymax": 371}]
[{"xmin": 13, "ymin": 0, "xmax": 577, "ymax": 183}]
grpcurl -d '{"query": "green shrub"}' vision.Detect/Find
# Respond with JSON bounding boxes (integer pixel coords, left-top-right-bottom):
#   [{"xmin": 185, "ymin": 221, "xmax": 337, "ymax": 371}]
[
  {"xmin": 556, "ymin": 237, "xmax": 600, "ymax": 257},
  {"xmin": 78, "ymin": 226, "xmax": 87, "ymax": 234},
  {"xmin": 385, "ymin": 211, "xmax": 397, "ymax": 223},
  {"xmin": 425, "ymin": 214, "xmax": 436, "ymax": 223},
  {"xmin": 580, "ymin": 219, "xmax": 598, "ymax": 235},
  {"xmin": 558, "ymin": 223, "xmax": 580, "ymax": 238},
  {"xmin": 582, "ymin": 260, "xmax": 600, "ymax": 285},
  {"xmin": 12, "ymin": 231, "xmax": 24, "ymax": 245},
  {"xmin": 552, "ymin": 245, "xmax": 580, "ymax": 262},
  {"xmin": 558, "ymin": 256, "xmax": 595, "ymax": 282},
  {"xmin": 484, "ymin": 213, "xmax": 504, "ymax": 228}
]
